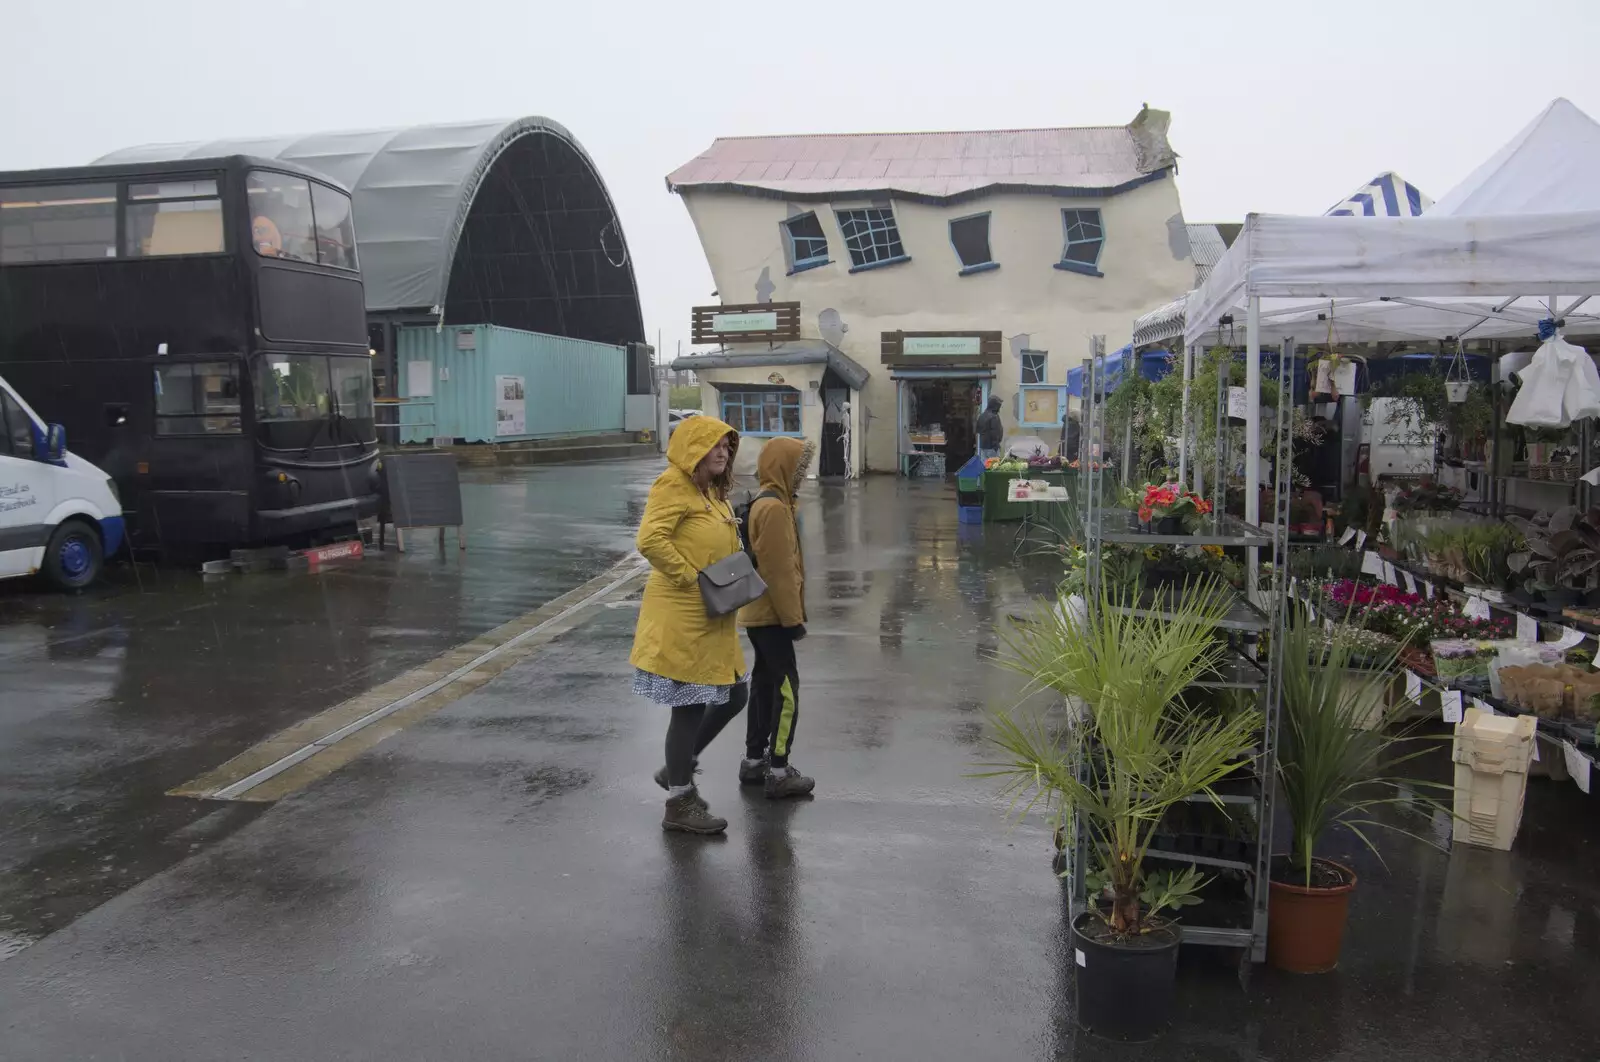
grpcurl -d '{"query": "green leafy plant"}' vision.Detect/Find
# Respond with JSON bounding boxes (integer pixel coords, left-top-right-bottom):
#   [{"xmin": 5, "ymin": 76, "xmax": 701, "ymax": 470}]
[
  {"xmin": 982, "ymin": 577, "xmax": 1262, "ymax": 936},
  {"xmin": 1277, "ymin": 618, "xmax": 1449, "ymax": 889}
]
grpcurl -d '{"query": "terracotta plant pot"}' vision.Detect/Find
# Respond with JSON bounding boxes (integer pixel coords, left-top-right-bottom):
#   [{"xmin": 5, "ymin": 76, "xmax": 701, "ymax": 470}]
[{"xmin": 1268, "ymin": 859, "xmax": 1357, "ymax": 973}]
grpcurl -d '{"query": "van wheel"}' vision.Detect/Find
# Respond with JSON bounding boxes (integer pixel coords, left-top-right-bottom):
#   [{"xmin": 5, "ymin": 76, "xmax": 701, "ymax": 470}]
[{"xmin": 43, "ymin": 520, "xmax": 103, "ymax": 591}]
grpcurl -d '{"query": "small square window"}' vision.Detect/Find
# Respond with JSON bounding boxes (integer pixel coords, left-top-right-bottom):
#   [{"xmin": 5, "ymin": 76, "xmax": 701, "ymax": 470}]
[
  {"xmin": 1021, "ymin": 351, "xmax": 1047, "ymax": 385},
  {"xmin": 1059, "ymin": 209, "xmax": 1104, "ymax": 273},
  {"xmin": 783, "ymin": 212, "xmax": 829, "ymax": 270},
  {"xmin": 835, "ymin": 207, "xmax": 907, "ymax": 269},
  {"xmin": 949, "ymin": 213, "xmax": 993, "ymax": 270}
]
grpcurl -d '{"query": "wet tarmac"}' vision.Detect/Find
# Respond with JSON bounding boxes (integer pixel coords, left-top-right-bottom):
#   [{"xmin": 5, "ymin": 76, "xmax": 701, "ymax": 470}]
[
  {"xmin": 0, "ymin": 461, "xmax": 652, "ymax": 954},
  {"xmin": 4, "ymin": 465, "xmax": 1600, "ymax": 1059}
]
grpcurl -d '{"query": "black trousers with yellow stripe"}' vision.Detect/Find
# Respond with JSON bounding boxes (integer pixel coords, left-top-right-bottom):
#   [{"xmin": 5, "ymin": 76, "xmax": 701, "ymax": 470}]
[{"xmin": 746, "ymin": 626, "xmax": 800, "ymax": 767}]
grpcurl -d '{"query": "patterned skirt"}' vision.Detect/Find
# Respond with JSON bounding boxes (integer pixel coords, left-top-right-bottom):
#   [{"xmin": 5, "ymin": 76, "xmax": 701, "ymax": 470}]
[{"xmin": 632, "ymin": 668, "xmax": 735, "ymax": 707}]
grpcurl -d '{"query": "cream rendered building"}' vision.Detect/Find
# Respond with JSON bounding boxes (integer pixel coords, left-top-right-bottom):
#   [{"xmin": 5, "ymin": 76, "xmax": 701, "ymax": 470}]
[{"xmin": 669, "ymin": 107, "xmax": 1195, "ymax": 477}]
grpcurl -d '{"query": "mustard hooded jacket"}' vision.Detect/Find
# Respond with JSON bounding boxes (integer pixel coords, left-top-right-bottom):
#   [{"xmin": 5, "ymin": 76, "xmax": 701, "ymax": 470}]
[
  {"xmin": 739, "ymin": 437, "xmax": 814, "ymax": 629},
  {"xmin": 629, "ymin": 415, "xmax": 746, "ymax": 687}
]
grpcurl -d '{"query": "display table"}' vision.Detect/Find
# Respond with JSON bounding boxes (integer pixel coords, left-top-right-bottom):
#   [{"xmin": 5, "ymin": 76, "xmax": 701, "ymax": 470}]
[{"xmin": 982, "ymin": 469, "xmax": 1069, "ymax": 523}]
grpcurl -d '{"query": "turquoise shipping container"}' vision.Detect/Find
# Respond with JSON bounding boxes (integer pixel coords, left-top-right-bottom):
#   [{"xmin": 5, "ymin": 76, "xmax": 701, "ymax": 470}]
[{"xmin": 396, "ymin": 324, "xmax": 626, "ymax": 444}]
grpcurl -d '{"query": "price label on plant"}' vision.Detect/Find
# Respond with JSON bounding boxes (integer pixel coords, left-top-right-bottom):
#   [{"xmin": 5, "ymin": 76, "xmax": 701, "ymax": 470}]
[
  {"xmin": 1338, "ymin": 527, "xmax": 1356, "ymax": 546},
  {"xmin": 1289, "ymin": 576, "xmax": 1298, "ymax": 599},
  {"xmin": 1355, "ymin": 530, "xmax": 1368, "ymax": 550},
  {"xmin": 1406, "ymin": 671, "xmax": 1423, "ymax": 702},
  {"xmin": 1382, "ymin": 561, "xmax": 1399, "ymax": 586},
  {"xmin": 1074, "ymin": 948, "xmax": 1086, "ymax": 968},
  {"xmin": 1553, "ymin": 626, "xmax": 1586, "ymax": 651},
  {"xmin": 1464, "ymin": 593, "xmax": 1491, "ymax": 620},
  {"xmin": 1422, "ymin": 580, "xmax": 1435, "ymax": 600},
  {"xmin": 1562, "ymin": 741, "xmax": 1591, "ymax": 795},
  {"xmin": 1517, "ymin": 613, "xmax": 1538, "ymax": 642},
  {"xmin": 1441, "ymin": 689, "xmax": 1464, "ymax": 724},
  {"xmin": 1402, "ymin": 572, "xmax": 1417, "ymax": 595},
  {"xmin": 1307, "ymin": 601, "xmax": 1318, "ymax": 622},
  {"xmin": 1473, "ymin": 697, "xmax": 1495, "ymax": 716},
  {"xmin": 1362, "ymin": 551, "xmax": 1385, "ymax": 577},
  {"xmin": 1324, "ymin": 618, "xmax": 1334, "ymax": 633}
]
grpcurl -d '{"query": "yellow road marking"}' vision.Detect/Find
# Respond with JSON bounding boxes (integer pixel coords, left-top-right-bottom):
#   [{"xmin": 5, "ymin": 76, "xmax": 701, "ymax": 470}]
[{"xmin": 169, "ymin": 558, "xmax": 647, "ymax": 802}]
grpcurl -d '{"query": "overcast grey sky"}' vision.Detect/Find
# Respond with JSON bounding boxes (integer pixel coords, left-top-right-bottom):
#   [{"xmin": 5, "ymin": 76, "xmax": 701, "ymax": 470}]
[{"xmin": 4, "ymin": 0, "xmax": 1596, "ymax": 357}]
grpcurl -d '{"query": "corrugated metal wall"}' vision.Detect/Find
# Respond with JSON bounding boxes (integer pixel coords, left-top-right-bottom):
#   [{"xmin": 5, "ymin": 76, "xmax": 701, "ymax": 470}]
[{"xmin": 397, "ymin": 324, "xmax": 626, "ymax": 443}]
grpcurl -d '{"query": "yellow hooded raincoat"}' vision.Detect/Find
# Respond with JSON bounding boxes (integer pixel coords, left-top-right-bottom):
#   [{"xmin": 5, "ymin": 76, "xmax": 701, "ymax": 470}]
[{"xmin": 629, "ymin": 415, "xmax": 746, "ymax": 687}]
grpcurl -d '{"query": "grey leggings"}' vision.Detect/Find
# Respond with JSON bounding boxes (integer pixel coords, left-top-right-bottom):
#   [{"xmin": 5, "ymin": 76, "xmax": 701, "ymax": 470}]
[{"xmin": 665, "ymin": 682, "xmax": 749, "ymax": 787}]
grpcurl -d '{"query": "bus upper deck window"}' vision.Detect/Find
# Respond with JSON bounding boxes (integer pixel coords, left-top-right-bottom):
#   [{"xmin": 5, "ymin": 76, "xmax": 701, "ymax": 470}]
[
  {"xmin": 0, "ymin": 183, "xmax": 117, "ymax": 263},
  {"xmin": 246, "ymin": 171, "xmax": 317, "ymax": 264},
  {"xmin": 311, "ymin": 183, "xmax": 358, "ymax": 271},
  {"xmin": 126, "ymin": 178, "xmax": 224, "ymax": 257}
]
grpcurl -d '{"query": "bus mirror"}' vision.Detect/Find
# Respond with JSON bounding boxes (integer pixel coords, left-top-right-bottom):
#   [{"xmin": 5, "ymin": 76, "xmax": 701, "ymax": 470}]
[{"xmin": 44, "ymin": 423, "xmax": 66, "ymax": 462}]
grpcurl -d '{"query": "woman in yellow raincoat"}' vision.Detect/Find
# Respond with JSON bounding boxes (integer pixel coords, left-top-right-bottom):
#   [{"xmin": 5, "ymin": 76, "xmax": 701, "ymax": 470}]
[{"xmin": 631, "ymin": 414, "xmax": 749, "ymax": 834}]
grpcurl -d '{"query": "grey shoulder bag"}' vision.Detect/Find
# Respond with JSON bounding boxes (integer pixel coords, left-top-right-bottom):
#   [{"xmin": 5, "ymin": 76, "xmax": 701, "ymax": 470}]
[{"xmin": 698, "ymin": 552, "xmax": 768, "ymax": 618}]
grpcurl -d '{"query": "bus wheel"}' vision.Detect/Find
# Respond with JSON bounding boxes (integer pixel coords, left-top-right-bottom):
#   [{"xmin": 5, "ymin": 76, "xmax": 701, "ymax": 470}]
[{"xmin": 43, "ymin": 520, "xmax": 103, "ymax": 591}]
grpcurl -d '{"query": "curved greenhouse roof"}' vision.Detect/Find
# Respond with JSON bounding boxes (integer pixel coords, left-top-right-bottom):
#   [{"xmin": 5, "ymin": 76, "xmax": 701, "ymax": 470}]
[{"xmin": 97, "ymin": 117, "xmax": 644, "ymax": 345}]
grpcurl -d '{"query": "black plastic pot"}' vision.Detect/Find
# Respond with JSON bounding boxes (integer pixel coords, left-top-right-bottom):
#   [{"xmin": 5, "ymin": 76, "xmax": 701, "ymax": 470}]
[
  {"xmin": 1543, "ymin": 587, "xmax": 1582, "ymax": 608},
  {"xmin": 1071, "ymin": 912, "xmax": 1181, "ymax": 1042}
]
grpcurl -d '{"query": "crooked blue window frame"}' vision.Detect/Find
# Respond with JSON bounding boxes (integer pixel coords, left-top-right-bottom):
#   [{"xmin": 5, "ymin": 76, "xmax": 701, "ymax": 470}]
[
  {"xmin": 948, "ymin": 211, "xmax": 997, "ymax": 275},
  {"xmin": 782, "ymin": 211, "xmax": 830, "ymax": 275},
  {"xmin": 835, "ymin": 206, "xmax": 910, "ymax": 272},
  {"xmin": 1055, "ymin": 208, "xmax": 1105, "ymax": 277},
  {"xmin": 720, "ymin": 388, "xmax": 803, "ymax": 438}
]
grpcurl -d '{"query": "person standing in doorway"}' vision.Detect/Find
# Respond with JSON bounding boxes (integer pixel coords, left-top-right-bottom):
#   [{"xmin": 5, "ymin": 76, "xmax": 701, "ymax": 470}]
[
  {"xmin": 739, "ymin": 437, "xmax": 817, "ymax": 799},
  {"xmin": 633, "ymin": 415, "xmax": 750, "ymax": 835},
  {"xmin": 976, "ymin": 395, "xmax": 1005, "ymax": 461}
]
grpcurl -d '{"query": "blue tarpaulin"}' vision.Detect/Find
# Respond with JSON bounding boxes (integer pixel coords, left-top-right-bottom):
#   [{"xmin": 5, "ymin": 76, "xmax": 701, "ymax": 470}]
[{"xmin": 1066, "ymin": 346, "xmax": 1174, "ymax": 396}]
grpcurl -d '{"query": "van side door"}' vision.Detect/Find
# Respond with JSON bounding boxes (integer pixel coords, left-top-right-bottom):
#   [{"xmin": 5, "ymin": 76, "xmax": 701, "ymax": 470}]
[{"xmin": 0, "ymin": 388, "xmax": 55, "ymax": 578}]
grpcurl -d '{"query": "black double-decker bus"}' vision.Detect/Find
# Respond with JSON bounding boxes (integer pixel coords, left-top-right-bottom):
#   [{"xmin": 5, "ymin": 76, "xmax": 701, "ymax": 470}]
[{"xmin": 0, "ymin": 155, "xmax": 379, "ymax": 553}]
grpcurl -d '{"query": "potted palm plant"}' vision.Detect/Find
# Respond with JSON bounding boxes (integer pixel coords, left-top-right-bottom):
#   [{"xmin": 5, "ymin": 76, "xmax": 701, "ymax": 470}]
[
  {"xmin": 1271, "ymin": 618, "xmax": 1447, "ymax": 973},
  {"xmin": 984, "ymin": 577, "xmax": 1261, "ymax": 1041}
]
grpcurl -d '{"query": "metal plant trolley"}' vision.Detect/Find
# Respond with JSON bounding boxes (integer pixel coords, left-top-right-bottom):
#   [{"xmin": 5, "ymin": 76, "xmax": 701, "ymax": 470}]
[{"xmin": 1069, "ymin": 340, "xmax": 1299, "ymax": 969}]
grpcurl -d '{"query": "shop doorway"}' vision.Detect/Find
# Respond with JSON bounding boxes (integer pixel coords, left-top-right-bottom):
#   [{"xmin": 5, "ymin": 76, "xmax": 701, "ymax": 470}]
[
  {"xmin": 903, "ymin": 377, "xmax": 983, "ymax": 477},
  {"xmin": 819, "ymin": 368, "xmax": 849, "ymax": 478}
]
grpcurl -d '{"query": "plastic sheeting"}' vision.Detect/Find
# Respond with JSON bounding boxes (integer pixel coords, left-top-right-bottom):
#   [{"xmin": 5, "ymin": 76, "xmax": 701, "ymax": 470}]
[
  {"xmin": 1505, "ymin": 335, "xmax": 1600, "ymax": 428},
  {"xmin": 1066, "ymin": 345, "xmax": 1173, "ymax": 396},
  {"xmin": 95, "ymin": 117, "xmax": 620, "ymax": 316}
]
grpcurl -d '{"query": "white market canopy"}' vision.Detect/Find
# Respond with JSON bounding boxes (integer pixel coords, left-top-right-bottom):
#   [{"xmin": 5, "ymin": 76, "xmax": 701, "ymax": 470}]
[{"xmin": 1183, "ymin": 98, "xmax": 1600, "ymax": 349}]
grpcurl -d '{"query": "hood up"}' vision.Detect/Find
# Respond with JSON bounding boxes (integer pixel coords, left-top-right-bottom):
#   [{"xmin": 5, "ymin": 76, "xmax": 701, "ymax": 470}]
[
  {"xmin": 756, "ymin": 437, "xmax": 815, "ymax": 501},
  {"xmin": 666, "ymin": 415, "xmax": 738, "ymax": 478}
]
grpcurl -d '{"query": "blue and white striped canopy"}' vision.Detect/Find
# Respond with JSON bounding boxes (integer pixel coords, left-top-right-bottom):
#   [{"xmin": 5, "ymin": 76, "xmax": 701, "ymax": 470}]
[{"xmin": 1325, "ymin": 172, "xmax": 1431, "ymax": 217}]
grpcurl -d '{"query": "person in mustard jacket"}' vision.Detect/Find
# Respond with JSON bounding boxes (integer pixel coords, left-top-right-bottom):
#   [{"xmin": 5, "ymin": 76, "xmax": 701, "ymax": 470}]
[
  {"xmin": 738, "ymin": 437, "xmax": 817, "ymax": 799},
  {"xmin": 632, "ymin": 414, "xmax": 749, "ymax": 834}
]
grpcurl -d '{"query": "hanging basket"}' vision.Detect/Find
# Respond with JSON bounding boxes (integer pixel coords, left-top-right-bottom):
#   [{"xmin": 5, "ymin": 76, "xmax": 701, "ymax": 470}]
[{"xmin": 1445, "ymin": 381, "xmax": 1471, "ymax": 403}]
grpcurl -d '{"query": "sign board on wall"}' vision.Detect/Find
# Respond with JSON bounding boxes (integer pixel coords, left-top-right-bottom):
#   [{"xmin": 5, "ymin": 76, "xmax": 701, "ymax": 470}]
[
  {"xmin": 495, "ymin": 375, "xmax": 526, "ymax": 436},
  {"xmin": 713, "ymin": 310, "xmax": 780, "ymax": 333},
  {"xmin": 691, "ymin": 301, "xmax": 801, "ymax": 344},
  {"xmin": 880, "ymin": 331, "xmax": 1002, "ymax": 368},
  {"xmin": 904, "ymin": 336, "xmax": 982, "ymax": 357},
  {"xmin": 456, "ymin": 329, "xmax": 477, "ymax": 351}
]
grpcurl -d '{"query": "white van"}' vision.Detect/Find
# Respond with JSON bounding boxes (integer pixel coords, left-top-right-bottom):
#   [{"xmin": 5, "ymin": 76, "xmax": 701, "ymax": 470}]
[{"xmin": 0, "ymin": 375, "xmax": 123, "ymax": 590}]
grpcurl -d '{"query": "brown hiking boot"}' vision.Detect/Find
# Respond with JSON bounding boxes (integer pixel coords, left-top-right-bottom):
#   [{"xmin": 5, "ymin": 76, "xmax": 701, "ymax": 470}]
[
  {"xmin": 764, "ymin": 765, "xmax": 816, "ymax": 800},
  {"xmin": 662, "ymin": 789, "xmax": 727, "ymax": 834},
  {"xmin": 738, "ymin": 756, "xmax": 768, "ymax": 785},
  {"xmin": 654, "ymin": 765, "xmax": 707, "ymax": 808}
]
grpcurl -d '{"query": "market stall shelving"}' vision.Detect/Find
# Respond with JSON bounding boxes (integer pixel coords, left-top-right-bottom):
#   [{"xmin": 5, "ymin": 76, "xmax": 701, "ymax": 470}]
[{"xmin": 1068, "ymin": 338, "xmax": 1300, "ymax": 967}]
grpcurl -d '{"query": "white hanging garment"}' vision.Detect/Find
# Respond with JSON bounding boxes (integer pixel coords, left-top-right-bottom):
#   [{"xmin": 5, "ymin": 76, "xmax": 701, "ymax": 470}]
[{"xmin": 1506, "ymin": 336, "xmax": 1600, "ymax": 428}]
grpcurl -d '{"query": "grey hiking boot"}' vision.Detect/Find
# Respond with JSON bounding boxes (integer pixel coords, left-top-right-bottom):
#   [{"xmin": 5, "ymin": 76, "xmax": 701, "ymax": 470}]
[
  {"xmin": 738, "ymin": 756, "xmax": 768, "ymax": 785},
  {"xmin": 765, "ymin": 765, "xmax": 816, "ymax": 800},
  {"xmin": 662, "ymin": 789, "xmax": 727, "ymax": 834},
  {"xmin": 654, "ymin": 765, "xmax": 707, "ymax": 808}
]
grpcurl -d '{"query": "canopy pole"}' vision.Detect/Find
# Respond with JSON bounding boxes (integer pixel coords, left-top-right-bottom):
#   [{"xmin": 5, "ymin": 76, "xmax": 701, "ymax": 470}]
[
  {"xmin": 1245, "ymin": 295, "xmax": 1262, "ymax": 526},
  {"xmin": 1178, "ymin": 343, "xmax": 1194, "ymax": 489},
  {"xmin": 1246, "ymin": 296, "xmax": 1262, "ymax": 605}
]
